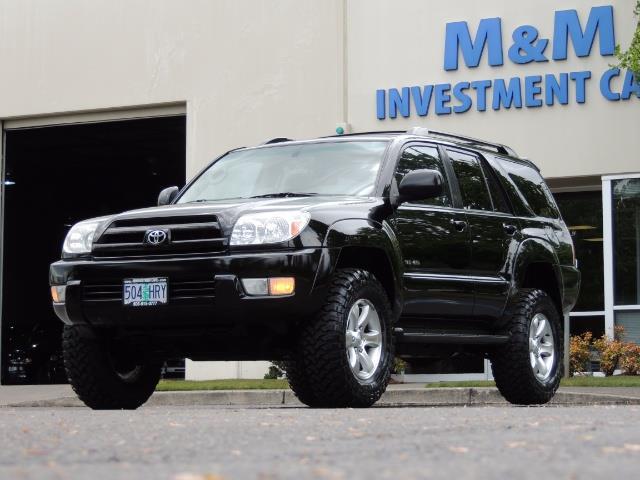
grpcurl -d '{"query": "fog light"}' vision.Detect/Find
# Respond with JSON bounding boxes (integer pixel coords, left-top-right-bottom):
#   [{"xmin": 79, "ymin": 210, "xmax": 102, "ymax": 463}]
[
  {"xmin": 51, "ymin": 285, "xmax": 66, "ymax": 303},
  {"xmin": 241, "ymin": 278, "xmax": 269, "ymax": 296},
  {"xmin": 268, "ymin": 277, "xmax": 295, "ymax": 296}
]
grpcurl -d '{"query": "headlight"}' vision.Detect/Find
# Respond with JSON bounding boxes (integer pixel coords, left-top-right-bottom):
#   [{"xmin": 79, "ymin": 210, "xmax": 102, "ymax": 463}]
[
  {"xmin": 63, "ymin": 220, "xmax": 101, "ymax": 254},
  {"xmin": 230, "ymin": 211, "xmax": 310, "ymax": 245}
]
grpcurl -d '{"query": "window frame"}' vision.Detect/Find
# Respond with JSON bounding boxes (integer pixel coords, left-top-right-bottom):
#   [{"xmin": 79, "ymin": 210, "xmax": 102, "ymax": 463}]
[
  {"xmin": 393, "ymin": 141, "xmax": 457, "ymax": 210},
  {"xmin": 442, "ymin": 147, "xmax": 502, "ymax": 214}
]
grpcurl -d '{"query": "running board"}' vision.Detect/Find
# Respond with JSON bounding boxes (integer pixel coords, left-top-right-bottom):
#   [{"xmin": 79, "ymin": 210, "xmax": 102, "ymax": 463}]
[{"xmin": 394, "ymin": 328, "xmax": 509, "ymax": 346}]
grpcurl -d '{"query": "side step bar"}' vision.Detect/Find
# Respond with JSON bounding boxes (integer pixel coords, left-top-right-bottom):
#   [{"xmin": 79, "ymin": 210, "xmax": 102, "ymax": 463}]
[{"xmin": 394, "ymin": 328, "xmax": 509, "ymax": 346}]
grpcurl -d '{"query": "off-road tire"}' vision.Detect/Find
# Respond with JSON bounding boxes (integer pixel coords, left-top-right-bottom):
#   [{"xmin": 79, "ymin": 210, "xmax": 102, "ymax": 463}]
[
  {"xmin": 283, "ymin": 359, "xmax": 322, "ymax": 407},
  {"xmin": 490, "ymin": 289, "xmax": 563, "ymax": 405},
  {"xmin": 62, "ymin": 325, "xmax": 162, "ymax": 410},
  {"xmin": 293, "ymin": 268, "xmax": 394, "ymax": 408}
]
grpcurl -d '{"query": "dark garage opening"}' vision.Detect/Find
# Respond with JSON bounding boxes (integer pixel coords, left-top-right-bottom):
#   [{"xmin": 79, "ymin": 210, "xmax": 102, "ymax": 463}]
[{"xmin": 1, "ymin": 115, "xmax": 186, "ymax": 384}]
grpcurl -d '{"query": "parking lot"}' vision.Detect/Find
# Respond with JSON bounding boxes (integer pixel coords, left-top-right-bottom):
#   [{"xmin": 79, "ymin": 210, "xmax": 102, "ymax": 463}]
[{"xmin": 2, "ymin": 404, "xmax": 640, "ymax": 480}]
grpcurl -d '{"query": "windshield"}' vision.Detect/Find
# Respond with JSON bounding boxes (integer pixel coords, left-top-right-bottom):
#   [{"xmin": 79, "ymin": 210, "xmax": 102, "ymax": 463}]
[{"xmin": 177, "ymin": 141, "xmax": 388, "ymax": 203}]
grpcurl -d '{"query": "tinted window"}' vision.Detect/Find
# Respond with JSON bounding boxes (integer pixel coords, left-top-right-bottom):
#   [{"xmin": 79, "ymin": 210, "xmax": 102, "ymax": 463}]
[
  {"xmin": 498, "ymin": 159, "xmax": 560, "ymax": 218},
  {"xmin": 395, "ymin": 145, "xmax": 451, "ymax": 207},
  {"xmin": 481, "ymin": 162, "xmax": 511, "ymax": 213},
  {"xmin": 448, "ymin": 150, "xmax": 492, "ymax": 211},
  {"xmin": 178, "ymin": 141, "xmax": 388, "ymax": 203}
]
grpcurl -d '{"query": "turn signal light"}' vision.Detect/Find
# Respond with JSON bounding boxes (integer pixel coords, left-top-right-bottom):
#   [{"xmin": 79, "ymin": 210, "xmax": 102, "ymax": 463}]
[
  {"xmin": 51, "ymin": 286, "xmax": 66, "ymax": 303},
  {"xmin": 268, "ymin": 277, "xmax": 295, "ymax": 296}
]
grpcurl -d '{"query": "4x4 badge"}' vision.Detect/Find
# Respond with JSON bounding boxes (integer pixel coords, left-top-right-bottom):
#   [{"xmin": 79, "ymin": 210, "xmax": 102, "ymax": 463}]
[{"xmin": 144, "ymin": 229, "xmax": 169, "ymax": 246}]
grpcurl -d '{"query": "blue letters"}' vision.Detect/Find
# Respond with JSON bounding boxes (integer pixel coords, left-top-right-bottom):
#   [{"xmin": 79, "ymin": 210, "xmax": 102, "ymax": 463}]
[
  {"xmin": 493, "ymin": 78, "xmax": 522, "ymax": 110},
  {"xmin": 545, "ymin": 73, "xmax": 569, "ymax": 105},
  {"xmin": 508, "ymin": 26, "xmax": 549, "ymax": 64},
  {"xmin": 375, "ymin": 6, "xmax": 622, "ymax": 119},
  {"xmin": 600, "ymin": 69, "xmax": 621, "ymax": 101},
  {"xmin": 524, "ymin": 76, "xmax": 543, "ymax": 107},
  {"xmin": 389, "ymin": 87, "xmax": 410, "ymax": 118},
  {"xmin": 621, "ymin": 70, "xmax": 640, "ymax": 100},
  {"xmin": 411, "ymin": 85, "xmax": 434, "ymax": 116},
  {"xmin": 444, "ymin": 18, "xmax": 503, "ymax": 70},
  {"xmin": 570, "ymin": 71, "xmax": 591, "ymax": 103},
  {"xmin": 434, "ymin": 84, "xmax": 452, "ymax": 115},
  {"xmin": 552, "ymin": 6, "xmax": 615, "ymax": 60},
  {"xmin": 376, "ymin": 90, "xmax": 386, "ymax": 120},
  {"xmin": 470, "ymin": 80, "xmax": 492, "ymax": 111},
  {"xmin": 453, "ymin": 82, "xmax": 472, "ymax": 113}
]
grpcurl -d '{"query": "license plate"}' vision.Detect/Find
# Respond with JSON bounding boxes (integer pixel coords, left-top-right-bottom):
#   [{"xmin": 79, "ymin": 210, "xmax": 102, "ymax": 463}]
[{"xmin": 123, "ymin": 277, "xmax": 168, "ymax": 306}]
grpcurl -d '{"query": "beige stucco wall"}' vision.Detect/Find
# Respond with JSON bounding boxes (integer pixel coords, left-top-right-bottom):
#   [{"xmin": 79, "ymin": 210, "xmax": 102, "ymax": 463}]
[
  {"xmin": 348, "ymin": 0, "xmax": 639, "ymax": 179},
  {"xmin": 0, "ymin": 0, "xmax": 637, "ymax": 179},
  {"xmin": 0, "ymin": 0, "xmax": 344, "ymax": 177}
]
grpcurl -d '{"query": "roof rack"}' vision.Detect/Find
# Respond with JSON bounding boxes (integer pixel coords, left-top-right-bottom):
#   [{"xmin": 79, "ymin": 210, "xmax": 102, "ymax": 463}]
[
  {"xmin": 261, "ymin": 137, "xmax": 294, "ymax": 145},
  {"xmin": 406, "ymin": 127, "xmax": 518, "ymax": 157}
]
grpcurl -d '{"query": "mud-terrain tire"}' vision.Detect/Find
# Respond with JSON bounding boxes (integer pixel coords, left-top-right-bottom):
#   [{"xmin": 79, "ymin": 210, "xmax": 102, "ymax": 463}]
[
  {"xmin": 62, "ymin": 326, "xmax": 162, "ymax": 410},
  {"xmin": 292, "ymin": 268, "xmax": 394, "ymax": 408},
  {"xmin": 283, "ymin": 359, "xmax": 322, "ymax": 407},
  {"xmin": 490, "ymin": 289, "xmax": 563, "ymax": 405}
]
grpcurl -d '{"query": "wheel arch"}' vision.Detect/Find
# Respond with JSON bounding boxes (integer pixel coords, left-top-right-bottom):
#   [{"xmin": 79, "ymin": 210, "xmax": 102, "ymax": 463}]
[
  {"xmin": 512, "ymin": 238, "xmax": 563, "ymax": 315},
  {"xmin": 320, "ymin": 219, "xmax": 403, "ymax": 318}
]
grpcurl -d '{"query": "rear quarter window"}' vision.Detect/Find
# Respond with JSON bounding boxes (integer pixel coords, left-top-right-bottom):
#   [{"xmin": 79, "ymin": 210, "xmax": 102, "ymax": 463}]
[{"xmin": 497, "ymin": 159, "xmax": 560, "ymax": 218}]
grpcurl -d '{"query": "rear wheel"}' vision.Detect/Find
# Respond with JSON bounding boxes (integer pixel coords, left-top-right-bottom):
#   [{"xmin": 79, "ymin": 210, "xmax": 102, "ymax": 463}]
[
  {"xmin": 289, "ymin": 268, "xmax": 393, "ymax": 408},
  {"xmin": 62, "ymin": 326, "xmax": 162, "ymax": 410},
  {"xmin": 490, "ymin": 289, "xmax": 562, "ymax": 405}
]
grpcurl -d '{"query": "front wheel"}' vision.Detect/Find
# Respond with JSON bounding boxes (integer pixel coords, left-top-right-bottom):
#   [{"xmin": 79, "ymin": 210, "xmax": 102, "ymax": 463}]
[
  {"xmin": 289, "ymin": 268, "xmax": 393, "ymax": 408},
  {"xmin": 490, "ymin": 289, "xmax": 563, "ymax": 405},
  {"xmin": 62, "ymin": 326, "xmax": 162, "ymax": 410}
]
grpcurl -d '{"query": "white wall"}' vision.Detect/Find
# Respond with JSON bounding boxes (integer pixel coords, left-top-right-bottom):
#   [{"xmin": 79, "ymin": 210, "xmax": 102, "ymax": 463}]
[{"xmin": 185, "ymin": 360, "xmax": 271, "ymax": 380}]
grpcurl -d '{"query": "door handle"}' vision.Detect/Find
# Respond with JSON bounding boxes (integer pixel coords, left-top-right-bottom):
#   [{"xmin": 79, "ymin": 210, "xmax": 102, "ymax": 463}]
[
  {"xmin": 451, "ymin": 219, "xmax": 467, "ymax": 232},
  {"xmin": 503, "ymin": 223, "xmax": 518, "ymax": 235}
]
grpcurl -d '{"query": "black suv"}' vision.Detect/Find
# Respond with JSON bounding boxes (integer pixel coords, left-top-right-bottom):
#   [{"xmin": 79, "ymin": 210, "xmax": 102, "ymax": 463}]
[{"xmin": 50, "ymin": 127, "xmax": 580, "ymax": 409}]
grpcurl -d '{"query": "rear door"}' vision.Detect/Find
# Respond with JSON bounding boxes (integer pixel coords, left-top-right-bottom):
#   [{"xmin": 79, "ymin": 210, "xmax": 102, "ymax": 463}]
[
  {"xmin": 391, "ymin": 143, "xmax": 474, "ymax": 318},
  {"xmin": 445, "ymin": 149, "xmax": 518, "ymax": 319}
]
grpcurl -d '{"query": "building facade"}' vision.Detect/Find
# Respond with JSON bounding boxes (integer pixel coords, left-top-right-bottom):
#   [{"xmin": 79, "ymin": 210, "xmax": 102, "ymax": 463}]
[{"xmin": 0, "ymin": 0, "xmax": 638, "ymax": 381}]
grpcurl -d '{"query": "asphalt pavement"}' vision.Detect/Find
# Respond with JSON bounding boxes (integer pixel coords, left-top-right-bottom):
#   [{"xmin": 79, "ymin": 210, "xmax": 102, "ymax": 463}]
[{"xmin": 1, "ymin": 404, "xmax": 640, "ymax": 479}]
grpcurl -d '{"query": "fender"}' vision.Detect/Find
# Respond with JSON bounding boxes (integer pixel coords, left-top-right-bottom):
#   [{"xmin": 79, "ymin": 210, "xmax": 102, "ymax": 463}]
[
  {"xmin": 511, "ymin": 237, "xmax": 563, "ymax": 302},
  {"xmin": 314, "ymin": 218, "xmax": 404, "ymax": 318}
]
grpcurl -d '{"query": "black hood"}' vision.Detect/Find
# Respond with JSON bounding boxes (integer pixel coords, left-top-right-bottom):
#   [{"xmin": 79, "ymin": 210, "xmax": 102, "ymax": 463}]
[{"xmin": 92, "ymin": 195, "xmax": 389, "ymax": 236}]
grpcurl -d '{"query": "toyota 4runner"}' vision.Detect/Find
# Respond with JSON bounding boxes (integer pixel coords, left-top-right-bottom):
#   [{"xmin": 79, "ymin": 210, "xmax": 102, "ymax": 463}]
[{"xmin": 50, "ymin": 127, "xmax": 580, "ymax": 409}]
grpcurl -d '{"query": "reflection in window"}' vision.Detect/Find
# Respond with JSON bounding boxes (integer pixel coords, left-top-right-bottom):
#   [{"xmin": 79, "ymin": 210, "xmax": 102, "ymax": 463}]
[
  {"xmin": 499, "ymin": 159, "xmax": 560, "ymax": 218},
  {"xmin": 613, "ymin": 178, "xmax": 640, "ymax": 305},
  {"xmin": 448, "ymin": 150, "xmax": 492, "ymax": 211},
  {"xmin": 395, "ymin": 146, "xmax": 451, "ymax": 207},
  {"xmin": 554, "ymin": 191, "xmax": 604, "ymax": 312}
]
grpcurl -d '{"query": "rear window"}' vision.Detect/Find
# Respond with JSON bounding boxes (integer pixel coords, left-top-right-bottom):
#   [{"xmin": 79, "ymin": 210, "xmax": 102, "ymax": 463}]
[{"xmin": 497, "ymin": 159, "xmax": 560, "ymax": 218}]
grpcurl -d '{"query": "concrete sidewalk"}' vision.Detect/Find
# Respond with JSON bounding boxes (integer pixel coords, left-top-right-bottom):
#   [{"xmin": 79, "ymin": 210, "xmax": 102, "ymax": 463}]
[{"xmin": 4, "ymin": 383, "xmax": 640, "ymax": 408}]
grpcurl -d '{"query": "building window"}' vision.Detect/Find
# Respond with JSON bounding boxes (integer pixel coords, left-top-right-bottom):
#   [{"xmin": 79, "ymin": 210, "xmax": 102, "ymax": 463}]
[
  {"xmin": 612, "ymin": 178, "xmax": 640, "ymax": 306},
  {"xmin": 554, "ymin": 191, "xmax": 604, "ymax": 312}
]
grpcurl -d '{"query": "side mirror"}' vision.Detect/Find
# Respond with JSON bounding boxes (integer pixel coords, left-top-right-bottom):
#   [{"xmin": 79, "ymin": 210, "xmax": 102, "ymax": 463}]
[
  {"xmin": 398, "ymin": 169, "xmax": 443, "ymax": 203},
  {"xmin": 158, "ymin": 186, "xmax": 180, "ymax": 206}
]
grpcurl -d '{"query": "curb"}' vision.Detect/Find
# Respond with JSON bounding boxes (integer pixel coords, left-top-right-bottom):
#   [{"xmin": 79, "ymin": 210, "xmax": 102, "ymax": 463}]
[{"xmin": 7, "ymin": 387, "xmax": 640, "ymax": 408}]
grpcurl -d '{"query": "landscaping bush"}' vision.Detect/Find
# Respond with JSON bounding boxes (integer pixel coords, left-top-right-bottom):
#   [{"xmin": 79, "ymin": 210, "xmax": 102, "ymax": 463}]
[
  {"xmin": 621, "ymin": 343, "xmax": 640, "ymax": 375},
  {"xmin": 592, "ymin": 326, "xmax": 626, "ymax": 376},
  {"xmin": 569, "ymin": 331, "xmax": 593, "ymax": 376}
]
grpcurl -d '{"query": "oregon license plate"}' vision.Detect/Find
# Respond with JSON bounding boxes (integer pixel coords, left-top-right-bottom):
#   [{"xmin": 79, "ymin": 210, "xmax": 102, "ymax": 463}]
[{"xmin": 123, "ymin": 278, "xmax": 168, "ymax": 306}]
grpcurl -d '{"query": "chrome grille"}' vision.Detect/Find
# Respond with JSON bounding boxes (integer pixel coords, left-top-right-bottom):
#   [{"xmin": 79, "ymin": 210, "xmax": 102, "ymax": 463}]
[{"xmin": 92, "ymin": 214, "xmax": 226, "ymax": 258}]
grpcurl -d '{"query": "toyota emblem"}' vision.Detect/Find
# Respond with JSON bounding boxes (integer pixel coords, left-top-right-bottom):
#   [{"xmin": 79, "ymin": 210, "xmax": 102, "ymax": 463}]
[{"xmin": 144, "ymin": 229, "xmax": 169, "ymax": 246}]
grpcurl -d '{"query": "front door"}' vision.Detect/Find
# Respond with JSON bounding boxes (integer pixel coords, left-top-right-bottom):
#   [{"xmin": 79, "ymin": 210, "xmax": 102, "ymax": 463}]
[{"xmin": 392, "ymin": 143, "xmax": 474, "ymax": 318}]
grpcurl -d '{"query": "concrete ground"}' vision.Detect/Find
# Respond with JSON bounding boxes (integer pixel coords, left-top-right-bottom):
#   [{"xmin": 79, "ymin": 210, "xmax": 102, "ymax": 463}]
[{"xmin": 2, "ymin": 404, "xmax": 640, "ymax": 479}]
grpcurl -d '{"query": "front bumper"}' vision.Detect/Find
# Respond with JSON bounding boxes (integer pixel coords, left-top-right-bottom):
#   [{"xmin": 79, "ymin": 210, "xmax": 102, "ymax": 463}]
[{"xmin": 50, "ymin": 248, "xmax": 329, "ymax": 329}]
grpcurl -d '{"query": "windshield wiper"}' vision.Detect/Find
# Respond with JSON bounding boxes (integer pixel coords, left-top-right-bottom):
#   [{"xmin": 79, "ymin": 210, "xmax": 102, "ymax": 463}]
[{"xmin": 247, "ymin": 192, "xmax": 319, "ymax": 199}]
